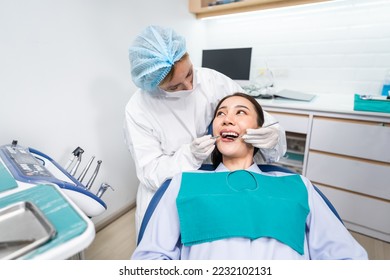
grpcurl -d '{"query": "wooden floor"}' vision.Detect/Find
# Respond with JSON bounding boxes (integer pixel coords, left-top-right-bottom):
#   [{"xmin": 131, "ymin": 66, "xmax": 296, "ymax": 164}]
[
  {"xmin": 85, "ymin": 208, "xmax": 136, "ymax": 260},
  {"xmin": 84, "ymin": 207, "xmax": 390, "ymax": 260}
]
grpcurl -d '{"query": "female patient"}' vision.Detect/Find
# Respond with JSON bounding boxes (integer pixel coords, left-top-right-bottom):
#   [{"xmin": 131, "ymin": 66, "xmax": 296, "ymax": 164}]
[{"xmin": 132, "ymin": 92, "xmax": 367, "ymax": 260}]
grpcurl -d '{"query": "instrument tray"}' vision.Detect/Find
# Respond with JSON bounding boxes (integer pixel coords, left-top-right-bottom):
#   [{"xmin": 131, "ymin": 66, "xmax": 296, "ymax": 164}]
[{"xmin": 0, "ymin": 201, "xmax": 56, "ymax": 259}]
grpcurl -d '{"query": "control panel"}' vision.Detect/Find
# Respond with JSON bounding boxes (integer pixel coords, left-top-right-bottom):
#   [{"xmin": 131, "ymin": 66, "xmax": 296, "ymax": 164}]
[{"xmin": 0, "ymin": 141, "xmax": 111, "ymax": 217}]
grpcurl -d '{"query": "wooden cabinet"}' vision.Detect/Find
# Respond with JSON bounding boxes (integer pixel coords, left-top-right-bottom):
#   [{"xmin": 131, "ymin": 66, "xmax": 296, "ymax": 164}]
[
  {"xmin": 189, "ymin": 0, "xmax": 330, "ymax": 19},
  {"xmin": 259, "ymin": 95, "xmax": 390, "ymax": 242}
]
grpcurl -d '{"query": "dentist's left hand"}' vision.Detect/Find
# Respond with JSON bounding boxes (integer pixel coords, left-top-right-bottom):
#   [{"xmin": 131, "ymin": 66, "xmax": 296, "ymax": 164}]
[{"xmin": 241, "ymin": 126, "xmax": 279, "ymax": 149}]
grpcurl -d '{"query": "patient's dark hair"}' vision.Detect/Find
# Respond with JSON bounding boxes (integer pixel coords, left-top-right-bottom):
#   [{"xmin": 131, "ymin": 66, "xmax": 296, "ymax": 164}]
[{"xmin": 211, "ymin": 92, "xmax": 265, "ymax": 168}]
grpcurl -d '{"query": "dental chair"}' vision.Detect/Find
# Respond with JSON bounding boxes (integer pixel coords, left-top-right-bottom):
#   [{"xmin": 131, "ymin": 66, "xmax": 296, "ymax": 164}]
[{"xmin": 137, "ymin": 164, "xmax": 343, "ymax": 245}]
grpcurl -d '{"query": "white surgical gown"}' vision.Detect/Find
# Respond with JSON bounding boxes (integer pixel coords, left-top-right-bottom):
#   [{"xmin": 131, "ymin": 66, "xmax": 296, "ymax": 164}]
[
  {"xmin": 132, "ymin": 164, "xmax": 368, "ymax": 260},
  {"xmin": 124, "ymin": 67, "xmax": 286, "ymax": 234}
]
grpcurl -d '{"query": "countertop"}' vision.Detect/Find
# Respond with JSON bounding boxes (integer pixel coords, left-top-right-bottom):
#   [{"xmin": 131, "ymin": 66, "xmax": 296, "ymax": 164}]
[{"xmin": 256, "ymin": 93, "xmax": 390, "ymax": 119}]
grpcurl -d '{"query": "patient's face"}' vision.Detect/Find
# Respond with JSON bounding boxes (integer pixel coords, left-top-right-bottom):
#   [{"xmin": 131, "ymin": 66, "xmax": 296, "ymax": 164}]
[{"xmin": 213, "ymin": 96, "xmax": 258, "ymax": 159}]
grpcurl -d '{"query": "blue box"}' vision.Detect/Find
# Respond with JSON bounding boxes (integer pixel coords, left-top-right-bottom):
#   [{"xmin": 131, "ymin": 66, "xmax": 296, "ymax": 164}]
[
  {"xmin": 353, "ymin": 94, "xmax": 390, "ymax": 114},
  {"xmin": 382, "ymin": 84, "xmax": 390, "ymax": 96}
]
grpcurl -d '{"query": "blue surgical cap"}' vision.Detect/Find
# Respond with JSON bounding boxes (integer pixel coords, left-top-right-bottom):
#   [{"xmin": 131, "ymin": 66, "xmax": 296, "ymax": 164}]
[{"xmin": 129, "ymin": 25, "xmax": 187, "ymax": 91}]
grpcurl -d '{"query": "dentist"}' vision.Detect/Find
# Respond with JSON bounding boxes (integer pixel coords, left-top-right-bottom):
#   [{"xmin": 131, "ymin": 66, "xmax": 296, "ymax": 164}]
[{"xmin": 124, "ymin": 25, "xmax": 287, "ymax": 235}]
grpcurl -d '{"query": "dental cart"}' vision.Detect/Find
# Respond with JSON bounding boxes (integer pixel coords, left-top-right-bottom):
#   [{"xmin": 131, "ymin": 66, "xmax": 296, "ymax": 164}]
[
  {"xmin": 0, "ymin": 142, "xmax": 97, "ymax": 259},
  {"xmin": 0, "ymin": 142, "xmax": 108, "ymax": 217}
]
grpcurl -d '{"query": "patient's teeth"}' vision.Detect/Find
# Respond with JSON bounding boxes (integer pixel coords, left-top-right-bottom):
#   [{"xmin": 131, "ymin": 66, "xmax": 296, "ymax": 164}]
[{"xmin": 221, "ymin": 132, "xmax": 239, "ymax": 138}]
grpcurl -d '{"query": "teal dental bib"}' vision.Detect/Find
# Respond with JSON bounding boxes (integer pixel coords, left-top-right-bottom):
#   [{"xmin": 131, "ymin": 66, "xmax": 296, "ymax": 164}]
[{"xmin": 176, "ymin": 170, "xmax": 309, "ymax": 255}]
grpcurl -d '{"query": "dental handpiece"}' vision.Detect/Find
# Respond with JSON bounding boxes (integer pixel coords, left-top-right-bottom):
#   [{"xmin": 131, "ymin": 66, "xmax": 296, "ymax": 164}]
[
  {"xmin": 96, "ymin": 182, "xmax": 114, "ymax": 198},
  {"xmin": 85, "ymin": 160, "xmax": 102, "ymax": 190},
  {"xmin": 69, "ymin": 153, "xmax": 83, "ymax": 176},
  {"xmin": 65, "ymin": 146, "xmax": 84, "ymax": 171},
  {"xmin": 77, "ymin": 155, "xmax": 95, "ymax": 183},
  {"xmin": 64, "ymin": 155, "xmax": 76, "ymax": 171}
]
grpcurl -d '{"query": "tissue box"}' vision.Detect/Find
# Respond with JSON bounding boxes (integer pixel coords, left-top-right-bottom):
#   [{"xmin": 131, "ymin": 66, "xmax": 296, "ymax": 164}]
[{"xmin": 353, "ymin": 94, "xmax": 390, "ymax": 114}]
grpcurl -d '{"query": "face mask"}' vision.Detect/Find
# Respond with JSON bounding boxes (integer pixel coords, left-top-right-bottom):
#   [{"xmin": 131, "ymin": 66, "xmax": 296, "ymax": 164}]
[{"xmin": 159, "ymin": 70, "xmax": 198, "ymax": 98}]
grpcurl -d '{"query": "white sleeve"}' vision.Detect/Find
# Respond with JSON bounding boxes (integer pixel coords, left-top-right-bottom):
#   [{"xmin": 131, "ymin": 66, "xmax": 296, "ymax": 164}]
[
  {"xmin": 124, "ymin": 104, "xmax": 202, "ymax": 192},
  {"xmin": 131, "ymin": 174, "xmax": 182, "ymax": 260},
  {"xmin": 303, "ymin": 177, "xmax": 368, "ymax": 259}
]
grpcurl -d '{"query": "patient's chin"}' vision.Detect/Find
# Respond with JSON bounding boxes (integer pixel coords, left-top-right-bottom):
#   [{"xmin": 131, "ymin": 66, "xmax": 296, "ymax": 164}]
[{"xmin": 218, "ymin": 144, "xmax": 250, "ymax": 159}]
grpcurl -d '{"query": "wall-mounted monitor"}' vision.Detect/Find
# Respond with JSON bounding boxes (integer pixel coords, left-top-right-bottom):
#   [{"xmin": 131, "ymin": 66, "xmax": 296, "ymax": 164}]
[{"xmin": 201, "ymin": 47, "xmax": 252, "ymax": 82}]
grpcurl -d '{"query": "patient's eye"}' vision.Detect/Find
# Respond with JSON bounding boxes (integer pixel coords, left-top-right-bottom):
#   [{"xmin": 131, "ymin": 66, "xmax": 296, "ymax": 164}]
[{"xmin": 216, "ymin": 111, "xmax": 225, "ymax": 117}]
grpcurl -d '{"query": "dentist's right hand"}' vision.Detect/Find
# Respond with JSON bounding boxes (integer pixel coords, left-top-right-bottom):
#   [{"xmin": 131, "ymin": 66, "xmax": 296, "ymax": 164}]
[{"xmin": 190, "ymin": 135, "xmax": 216, "ymax": 161}]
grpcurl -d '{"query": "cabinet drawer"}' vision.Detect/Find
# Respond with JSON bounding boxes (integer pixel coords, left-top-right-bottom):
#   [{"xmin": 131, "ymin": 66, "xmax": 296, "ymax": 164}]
[
  {"xmin": 316, "ymin": 184, "xmax": 390, "ymax": 241},
  {"xmin": 310, "ymin": 117, "xmax": 390, "ymax": 162},
  {"xmin": 306, "ymin": 152, "xmax": 390, "ymax": 200},
  {"xmin": 267, "ymin": 112, "xmax": 309, "ymax": 134}
]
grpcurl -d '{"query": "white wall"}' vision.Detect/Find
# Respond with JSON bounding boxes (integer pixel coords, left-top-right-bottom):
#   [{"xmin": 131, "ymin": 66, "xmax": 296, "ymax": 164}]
[
  {"xmin": 0, "ymin": 0, "xmax": 201, "ymax": 226},
  {"xmin": 201, "ymin": 0, "xmax": 390, "ymax": 96},
  {"xmin": 2, "ymin": 0, "xmax": 389, "ymax": 228}
]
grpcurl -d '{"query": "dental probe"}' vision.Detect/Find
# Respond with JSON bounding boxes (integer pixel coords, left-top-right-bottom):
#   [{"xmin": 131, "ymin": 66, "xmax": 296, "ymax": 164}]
[
  {"xmin": 262, "ymin": 121, "xmax": 279, "ymax": 128},
  {"xmin": 211, "ymin": 121, "xmax": 279, "ymax": 139}
]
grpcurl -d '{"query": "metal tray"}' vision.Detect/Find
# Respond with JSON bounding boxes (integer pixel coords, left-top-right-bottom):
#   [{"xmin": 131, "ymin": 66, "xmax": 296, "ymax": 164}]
[{"xmin": 0, "ymin": 201, "xmax": 56, "ymax": 259}]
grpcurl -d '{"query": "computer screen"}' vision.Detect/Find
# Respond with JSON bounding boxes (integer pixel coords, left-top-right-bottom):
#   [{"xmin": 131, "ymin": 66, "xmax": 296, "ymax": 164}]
[{"xmin": 201, "ymin": 47, "xmax": 252, "ymax": 81}]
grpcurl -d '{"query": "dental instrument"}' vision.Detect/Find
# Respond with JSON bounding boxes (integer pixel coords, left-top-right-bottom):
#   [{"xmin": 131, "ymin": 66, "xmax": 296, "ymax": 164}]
[
  {"xmin": 77, "ymin": 155, "xmax": 95, "ymax": 183},
  {"xmin": 96, "ymin": 183, "xmax": 114, "ymax": 199},
  {"xmin": 64, "ymin": 147, "xmax": 84, "ymax": 171},
  {"xmin": 69, "ymin": 152, "xmax": 83, "ymax": 176},
  {"xmin": 85, "ymin": 160, "xmax": 102, "ymax": 190},
  {"xmin": 360, "ymin": 95, "xmax": 390, "ymax": 101},
  {"xmin": 262, "ymin": 121, "xmax": 279, "ymax": 128}
]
